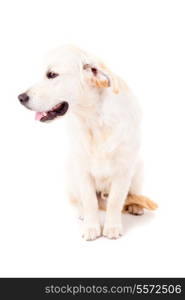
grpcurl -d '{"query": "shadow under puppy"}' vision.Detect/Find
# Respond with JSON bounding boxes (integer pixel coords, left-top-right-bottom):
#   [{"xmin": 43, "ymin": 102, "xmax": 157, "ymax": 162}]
[{"xmin": 18, "ymin": 45, "xmax": 157, "ymax": 241}]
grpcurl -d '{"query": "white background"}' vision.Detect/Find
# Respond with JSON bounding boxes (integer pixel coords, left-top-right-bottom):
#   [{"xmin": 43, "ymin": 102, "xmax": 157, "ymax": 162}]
[{"xmin": 0, "ymin": 0, "xmax": 185, "ymax": 277}]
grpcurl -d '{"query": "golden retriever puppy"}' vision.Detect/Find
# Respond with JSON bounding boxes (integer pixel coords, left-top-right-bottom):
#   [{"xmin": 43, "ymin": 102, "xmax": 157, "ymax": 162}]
[{"xmin": 18, "ymin": 45, "xmax": 157, "ymax": 240}]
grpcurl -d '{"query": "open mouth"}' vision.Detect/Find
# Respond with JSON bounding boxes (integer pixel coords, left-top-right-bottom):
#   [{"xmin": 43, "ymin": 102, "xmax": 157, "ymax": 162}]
[{"xmin": 35, "ymin": 102, "xmax": 69, "ymax": 122}]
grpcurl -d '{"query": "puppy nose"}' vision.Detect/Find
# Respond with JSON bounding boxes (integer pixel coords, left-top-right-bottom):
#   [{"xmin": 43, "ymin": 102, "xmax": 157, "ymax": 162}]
[{"xmin": 18, "ymin": 93, "xmax": 29, "ymax": 103}]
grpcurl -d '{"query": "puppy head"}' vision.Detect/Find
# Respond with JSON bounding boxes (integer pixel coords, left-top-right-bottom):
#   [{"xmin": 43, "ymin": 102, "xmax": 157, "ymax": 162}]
[{"xmin": 18, "ymin": 45, "xmax": 113, "ymax": 122}]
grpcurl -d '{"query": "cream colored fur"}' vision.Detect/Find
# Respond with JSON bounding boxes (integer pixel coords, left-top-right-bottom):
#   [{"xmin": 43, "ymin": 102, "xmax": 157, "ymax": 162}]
[{"xmin": 24, "ymin": 45, "xmax": 157, "ymax": 240}]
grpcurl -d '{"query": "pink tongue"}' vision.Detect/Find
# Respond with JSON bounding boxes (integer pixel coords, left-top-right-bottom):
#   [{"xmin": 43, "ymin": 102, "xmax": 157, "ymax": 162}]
[{"xmin": 35, "ymin": 112, "xmax": 44, "ymax": 121}]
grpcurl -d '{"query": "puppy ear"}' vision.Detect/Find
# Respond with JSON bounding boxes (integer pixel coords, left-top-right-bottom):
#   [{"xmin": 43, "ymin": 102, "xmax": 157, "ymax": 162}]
[{"xmin": 83, "ymin": 63, "xmax": 111, "ymax": 89}]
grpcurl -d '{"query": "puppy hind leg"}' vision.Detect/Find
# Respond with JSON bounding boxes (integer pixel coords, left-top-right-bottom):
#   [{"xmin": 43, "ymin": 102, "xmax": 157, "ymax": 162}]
[
  {"xmin": 97, "ymin": 193, "xmax": 152, "ymax": 215},
  {"xmin": 124, "ymin": 161, "xmax": 144, "ymax": 215},
  {"xmin": 124, "ymin": 161, "xmax": 157, "ymax": 214}
]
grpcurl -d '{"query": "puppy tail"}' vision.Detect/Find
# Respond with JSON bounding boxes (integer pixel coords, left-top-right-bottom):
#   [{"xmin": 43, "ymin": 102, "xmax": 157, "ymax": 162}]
[
  {"xmin": 123, "ymin": 194, "xmax": 158, "ymax": 213},
  {"xmin": 98, "ymin": 193, "xmax": 158, "ymax": 213}
]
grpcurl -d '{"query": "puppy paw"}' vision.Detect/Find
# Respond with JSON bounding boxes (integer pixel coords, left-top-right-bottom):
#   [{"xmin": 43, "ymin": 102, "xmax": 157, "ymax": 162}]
[
  {"xmin": 103, "ymin": 224, "xmax": 123, "ymax": 239},
  {"xmin": 127, "ymin": 204, "xmax": 144, "ymax": 215},
  {"xmin": 82, "ymin": 224, "xmax": 101, "ymax": 241}
]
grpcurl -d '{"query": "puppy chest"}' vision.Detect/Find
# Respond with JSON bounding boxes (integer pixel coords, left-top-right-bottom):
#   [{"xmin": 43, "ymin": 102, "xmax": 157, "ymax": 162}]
[
  {"xmin": 87, "ymin": 126, "xmax": 115, "ymax": 177},
  {"xmin": 90, "ymin": 155, "xmax": 112, "ymax": 192},
  {"xmin": 89, "ymin": 151, "xmax": 114, "ymax": 178}
]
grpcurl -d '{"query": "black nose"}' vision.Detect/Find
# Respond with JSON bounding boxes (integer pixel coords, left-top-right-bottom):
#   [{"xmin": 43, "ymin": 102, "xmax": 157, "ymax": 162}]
[{"xmin": 18, "ymin": 93, "xmax": 29, "ymax": 104}]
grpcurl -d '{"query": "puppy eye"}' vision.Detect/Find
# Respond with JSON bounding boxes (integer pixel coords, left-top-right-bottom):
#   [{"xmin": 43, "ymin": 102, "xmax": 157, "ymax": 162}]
[{"xmin": 46, "ymin": 71, "xmax": 59, "ymax": 79}]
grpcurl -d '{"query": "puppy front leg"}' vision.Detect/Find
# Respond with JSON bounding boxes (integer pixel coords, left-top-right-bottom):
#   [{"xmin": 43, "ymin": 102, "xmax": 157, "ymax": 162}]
[
  {"xmin": 80, "ymin": 173, "xmax": 101, "ymax": 241},
  {"xmin": 103, "ymin": 171, "xmax": 133, "ymax": 239}
]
